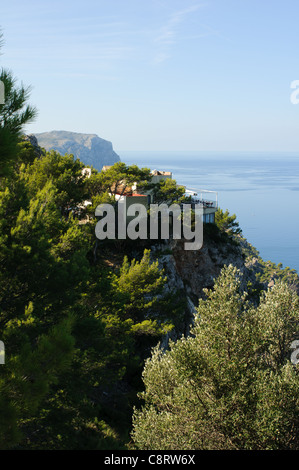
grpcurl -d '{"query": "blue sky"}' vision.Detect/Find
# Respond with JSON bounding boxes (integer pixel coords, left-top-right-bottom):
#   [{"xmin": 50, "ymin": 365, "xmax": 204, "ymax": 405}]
[{"xmin": 1, "ymin": 0, "xmax": 299, "ymax": 151}]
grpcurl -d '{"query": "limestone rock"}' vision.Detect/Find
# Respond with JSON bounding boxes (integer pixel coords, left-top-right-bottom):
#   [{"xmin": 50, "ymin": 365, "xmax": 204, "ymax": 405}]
[{"xmin": 35, "ymin": 130, "xmax": 120, "ymax": 170}]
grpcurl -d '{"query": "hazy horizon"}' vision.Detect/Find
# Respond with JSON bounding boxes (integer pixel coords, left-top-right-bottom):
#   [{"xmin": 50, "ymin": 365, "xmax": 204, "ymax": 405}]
[{"xmin": 2, "ymin": 0, "xmax": 299, "ymax": 152}]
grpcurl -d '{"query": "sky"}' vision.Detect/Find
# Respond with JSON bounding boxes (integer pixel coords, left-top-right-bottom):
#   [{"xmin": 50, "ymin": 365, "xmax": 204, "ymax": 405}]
[{"xmin": 1, "ymin": 0, "xmax": 299, "ymax": 152}]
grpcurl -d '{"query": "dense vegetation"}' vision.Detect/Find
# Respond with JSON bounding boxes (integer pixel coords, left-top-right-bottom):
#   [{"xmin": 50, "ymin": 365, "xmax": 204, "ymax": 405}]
[
  {"xmin": 0, "ymin": 41, "xmax": 298, "ymax": 450},
  {"xmin": 132, "ymin": 265, "xmax": 299, "ymax": 450},
  {"xmin": 0, "ymin": 58, "xmax": 186, "ymax": 448},
  {"xmin": 0, "ymin": 144, "xmax": 186, "ymax": 448}
]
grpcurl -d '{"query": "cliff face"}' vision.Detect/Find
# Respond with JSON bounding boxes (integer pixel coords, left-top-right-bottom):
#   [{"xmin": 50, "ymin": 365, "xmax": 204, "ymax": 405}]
[
  {"xmin": 35, "ymin": 130, "xmax": 120, "ymax": 170},
  {"xmin": 154, "ymin": 235, "xmax": 245, "ymax": 304},
  {"xmin": 21, "ymin": 134, "xmax": 43, "ymax": 157},
  {"xmin": 152, "ymin": 232, "xmax": 299, "ymax": 346},
  {"xmin": 149, "ymin": 235, "xmax": 246, "ymax": 343},
  {"xmin": 170, "ymin": 238, "xmax": 245, "ymax": 298},
  {"xmin": 151, "ymin": 231, "xmax": 299, "ymax": 344}
]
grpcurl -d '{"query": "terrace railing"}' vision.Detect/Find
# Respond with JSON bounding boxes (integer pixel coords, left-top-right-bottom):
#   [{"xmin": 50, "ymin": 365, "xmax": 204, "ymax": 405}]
[{"xmin": 184, "ymin": 188, "xmax": 218, "ymax": 209}]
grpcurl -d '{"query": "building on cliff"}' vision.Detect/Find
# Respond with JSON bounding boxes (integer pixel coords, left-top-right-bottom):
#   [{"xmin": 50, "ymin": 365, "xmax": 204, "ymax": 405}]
[{"xmin": 102, "ymin": 166, "xmax": 218, "ymax": 226}]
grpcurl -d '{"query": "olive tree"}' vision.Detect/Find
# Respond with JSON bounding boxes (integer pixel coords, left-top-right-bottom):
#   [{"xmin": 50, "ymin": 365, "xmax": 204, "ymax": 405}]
[{"xmin": 132, "ymin": 265, "xmax": 299, "ymax": 450}]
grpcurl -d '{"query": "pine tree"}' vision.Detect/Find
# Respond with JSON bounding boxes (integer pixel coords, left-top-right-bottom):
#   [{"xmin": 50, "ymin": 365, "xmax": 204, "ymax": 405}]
[
  {"xmin": 0, "ymin": 66, "xmax": 37, "ymax": 176},
  {"xmin": 215, "ymin": 208, "xmax": 242, "ymax": 235}
]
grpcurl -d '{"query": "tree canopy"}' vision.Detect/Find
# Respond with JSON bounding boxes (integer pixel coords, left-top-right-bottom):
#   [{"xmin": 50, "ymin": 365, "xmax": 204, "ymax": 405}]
[
  {"xmin": 215, "ymin": 208, "xmax": 242, "ymax": 235},
  {"xmin": 1, "ymin": 33, "xmax": 298, "ymax": 451},
  {"xmin": 0, "ymin": 131, "xmax": 180, "ymax": 448},
  {"xmin": 132, "ymin": 265, "xmax": 299, "ymax": 450},
  {"xmin": 0, "ymin": 68, "xmax": 37, "ymax": 176}
]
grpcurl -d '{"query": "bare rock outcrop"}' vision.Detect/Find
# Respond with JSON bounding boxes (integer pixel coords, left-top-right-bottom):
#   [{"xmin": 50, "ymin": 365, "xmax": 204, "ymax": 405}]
[{"xmin": 35, "ymin": 130, "xmax": 120, "ymax": 170}]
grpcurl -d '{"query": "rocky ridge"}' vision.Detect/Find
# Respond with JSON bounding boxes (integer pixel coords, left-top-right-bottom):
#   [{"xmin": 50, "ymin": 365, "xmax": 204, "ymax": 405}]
[
  {"xmin": 150, "ymin": 232, "xmax": 299, "ymax": 344},
  {"xmin": 35, "ymin": 130, "xmax": 120, "ymax": 170}
]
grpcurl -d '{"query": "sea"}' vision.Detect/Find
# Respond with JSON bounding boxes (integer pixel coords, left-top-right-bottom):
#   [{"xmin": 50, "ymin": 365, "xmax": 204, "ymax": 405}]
[{"xmin": 118, "ymin": 150, "xmax": 299, "ymax": 273}]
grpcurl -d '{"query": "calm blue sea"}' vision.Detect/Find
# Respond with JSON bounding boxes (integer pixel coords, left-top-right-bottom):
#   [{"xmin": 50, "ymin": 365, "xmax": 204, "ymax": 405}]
[{"xmin": 118, "ymin": 151, "xmax": 299, "ymax": 273}]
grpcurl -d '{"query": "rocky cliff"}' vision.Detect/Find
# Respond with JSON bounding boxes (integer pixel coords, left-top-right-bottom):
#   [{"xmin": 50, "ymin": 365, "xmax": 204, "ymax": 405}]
[
  {"xmin": 35, "ymin": 130, "xmax": 120, "ymax": 171},
  {"xmin": 151, "ymin": 234, "xmax": 245, "ymax": 340},
  {"xmin": 149, "ymin": 229, "xmax": 299, "ymax": 344},
  {"xmin": 21, "ymin": 134, "xmax": 43, "ymax": 157}
]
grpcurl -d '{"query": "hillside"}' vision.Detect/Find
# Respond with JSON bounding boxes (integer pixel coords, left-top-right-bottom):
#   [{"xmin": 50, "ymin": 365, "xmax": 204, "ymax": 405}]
[
  {"xmin": 35, "ymin": 130, "xmax": 120, "ymax": 170},
  {"xmin": 1, "ymin": 136, "xmax": 298, "ymax": 450},
  {"xmin": 2, "ymin": 30, "xmax": 298, "ymax": 452}
]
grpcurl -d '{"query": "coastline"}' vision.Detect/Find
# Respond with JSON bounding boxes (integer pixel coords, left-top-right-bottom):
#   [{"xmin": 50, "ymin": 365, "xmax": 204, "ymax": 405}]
[{"xmin": 119, "ymin": 150, "xmax": 299, "ymax": 273}]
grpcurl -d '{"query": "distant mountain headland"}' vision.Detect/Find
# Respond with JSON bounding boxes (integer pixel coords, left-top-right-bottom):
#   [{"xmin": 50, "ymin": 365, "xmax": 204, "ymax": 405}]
[{"xmin": 35, "ymin": 130, "xmax": 120, "ymax": 171}]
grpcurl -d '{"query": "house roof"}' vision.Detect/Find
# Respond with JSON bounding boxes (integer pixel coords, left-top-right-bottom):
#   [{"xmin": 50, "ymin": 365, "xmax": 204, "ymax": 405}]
[
  {"xmin": 151, "ymin": 169, "xmax": 172, "ymax": 176},
  {"xmin": 115, "ymin": 191, "xmax": 147, "ymax": 197}
]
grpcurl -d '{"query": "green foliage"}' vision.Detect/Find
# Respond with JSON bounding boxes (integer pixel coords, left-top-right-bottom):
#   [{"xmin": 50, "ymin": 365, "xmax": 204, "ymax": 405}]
[
  {"xmin": 0, "ymin": 116, "xmax": 181, "ymax": 448},
  {"xmin": 132, "ymin": 265, "xmax": 299, "ymax": 450},
  {"xmin": 0, "ymin": 68, "xmax": 37, "ymax": 176},
  {"xmin": 0, "ymin": 316, "xmax": 75, "ymax": 449},
  {"xmin": 0, "ymin": 37, "xmax": 177, "ymax": 449},
  {"xmin": 99, "ymin": 162, "xmax": 151, "ymax": 199},
  {"xmin": 23, "ymin": 149, "xmax": 87, "ymax": 213},
  {"xmin": 148, "ymin": 178, "xmax": 186, "ymax": 205},
  {"xmin": 112, "ymin": 250, "xmax": 166, "ymax": 320},
  {"xmin": 1, "ymin": 129, "xmax": 297, "ymax": 450},
  {"xmin": 215, "ymin": 208, "xmax": 242, "ymax": 235},
  {"xmin": 1, "ymin": 35, "xmax": 298, "ymax": 451},
  {"xmin": 239, "ymin": 236, "xmax": 299, "ymax": 295},
  {"xmin": 16, "ymin": 139, "xmax": 40, "ymax": 166},
  {"xmin": 99, "ymin": 250, "xmax": 176, "ymax": 369}
]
